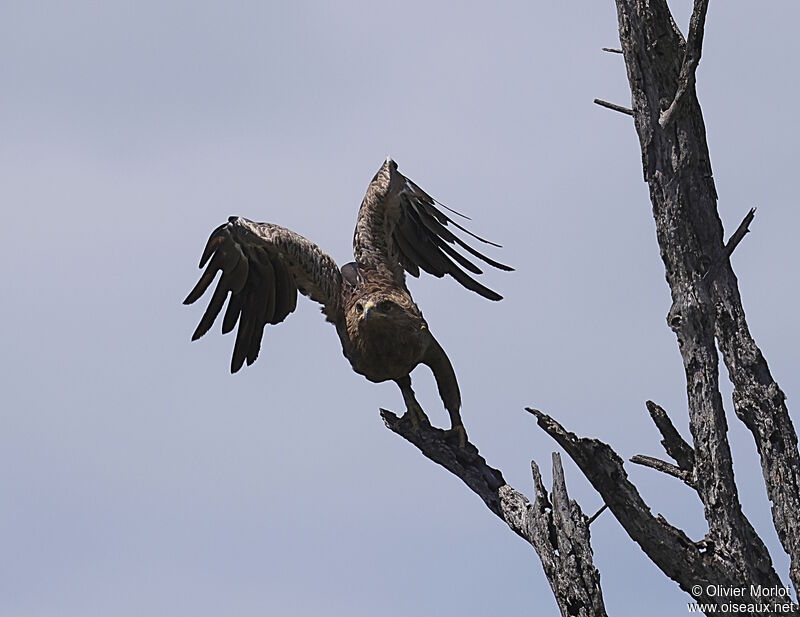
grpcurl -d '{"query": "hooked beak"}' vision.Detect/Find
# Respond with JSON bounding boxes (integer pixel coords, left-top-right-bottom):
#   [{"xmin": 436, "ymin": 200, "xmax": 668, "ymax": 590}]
[{"xmin": 363, "ymin": 300, "xmax": 377, "ymax": 320}]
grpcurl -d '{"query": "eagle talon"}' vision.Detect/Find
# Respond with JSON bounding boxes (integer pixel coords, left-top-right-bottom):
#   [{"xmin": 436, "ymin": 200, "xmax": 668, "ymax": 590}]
[
  {"xmin": 445, "ymin": 424, "xmax": 469, "ymax": 449},
  {"xmin": 403, "ymin": 408, "xmax": 420, "ymax": 431},
  {"xmin": 402, "ymin": 402, "xmax": 429, "ymax": 432}
]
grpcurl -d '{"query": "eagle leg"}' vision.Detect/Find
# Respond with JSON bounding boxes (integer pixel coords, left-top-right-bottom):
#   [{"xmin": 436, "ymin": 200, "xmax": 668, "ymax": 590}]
[
  {"xmin": 395, "ymin": 375, "xmax": 429, "ymax": 431},
  {"xmin": 421, "ymin": 335, "xmax": 469, "ymax": 449},
  {"xmin": 395, "ymin": 375, "xmax": 468, "ymax": 448}
]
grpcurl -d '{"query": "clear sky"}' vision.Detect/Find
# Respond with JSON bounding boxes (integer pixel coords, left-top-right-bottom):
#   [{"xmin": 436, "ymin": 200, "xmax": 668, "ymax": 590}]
[{"xmin": 2, "ymin": 1, "xmax": 798, "ymax": 615}]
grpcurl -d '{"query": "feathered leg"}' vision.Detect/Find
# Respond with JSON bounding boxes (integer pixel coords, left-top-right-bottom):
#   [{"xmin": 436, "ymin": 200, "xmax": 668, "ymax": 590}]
[
  {"xmin": 422, "ymin": 335, "xmax": 468, "ymax": 448},
  {"xmin": 395, "ymin": 375, "xmax": 428, "ymax": 430}
]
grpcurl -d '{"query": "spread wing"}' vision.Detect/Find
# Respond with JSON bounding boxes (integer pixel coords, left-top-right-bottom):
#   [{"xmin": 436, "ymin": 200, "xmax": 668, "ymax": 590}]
[
  {"xmin": 352, "ymin": 158, "xmax": 512, "ymax": 300},
  {"xmin": 183, "ymin": 216, "xmax": 343, "ymax": 373}
]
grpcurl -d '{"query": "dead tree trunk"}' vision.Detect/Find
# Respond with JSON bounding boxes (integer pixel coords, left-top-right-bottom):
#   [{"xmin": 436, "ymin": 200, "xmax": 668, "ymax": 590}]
[
  {"xmin": 383, "ymin": 1, "xmax": 799, "ymax": 615},
  {"xmin": 606, "ymin": 0, "xmax": 800, "ymax": 598}
]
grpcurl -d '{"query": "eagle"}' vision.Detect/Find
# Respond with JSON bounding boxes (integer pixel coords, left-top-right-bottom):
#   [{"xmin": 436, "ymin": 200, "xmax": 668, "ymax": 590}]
[{"xmin": 184, "ymin": 158, "xmax": 511, "ymax": 443}]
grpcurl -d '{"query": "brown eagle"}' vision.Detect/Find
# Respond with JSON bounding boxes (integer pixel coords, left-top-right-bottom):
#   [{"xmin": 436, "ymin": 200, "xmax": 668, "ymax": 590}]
[{"xmin": 184, "ymin": 158, "xmax": 510, "ymax": 442}]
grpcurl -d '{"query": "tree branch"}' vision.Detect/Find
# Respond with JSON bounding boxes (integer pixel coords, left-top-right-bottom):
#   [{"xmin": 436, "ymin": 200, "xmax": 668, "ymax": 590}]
[
  {"xmin": 531, "ymin": 454, "xmax": 607, "ymax": 617},
  {"xmin": 587, "ymin": 504, "xmax": 608, "ymax": 526},
  {"xmin": 644, "ymin": 400, "xmax": 695, "ymax": 472},
  {"xmin": 380, "ymin": 409, "xmax": 506, "ymax": 517},
  {"xmin": 711, "ymin": 244, "xmax": 800, "ymax": 592},
  {"xmin": 659, "ymin": 0, "xmax": 710, "ymax": 128},
  {"xmin": 722, "ymin": 207, "xmax": 756, "ymax": 259},
  {"xmin": 527, "ymin": 409, "xmax": 699, "ymax": 565},
  {"xmin": 381, "ymin": 407, "xmax": 608, "ymax": 616},
  {"xmin": 629, "ymin": 454, "xmax": 694, "ymax": 487},
  {"xmin": 593, "ymin": 98, "xmax": 634, "ymax": 116},
  {"xmin": 701, "ymin": 207, "xmax": 757, "ymax": 283},
  {"xmin": 527, "ymin": 407, "xmax": 782, "ymax": 608}
]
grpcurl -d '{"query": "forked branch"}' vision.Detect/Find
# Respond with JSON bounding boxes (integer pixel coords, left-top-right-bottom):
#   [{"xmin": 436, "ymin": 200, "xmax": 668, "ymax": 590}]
[
  {"xmin": 643, "ymin": 400, "xmax": 695, "ymax": 472},
  {"xmin": 381, "ymin": 407, "xmax": 607, "ymax": 617},
  {"xmin": 659, "ymin": 0, "xmax": 711, "ymax": 128}
]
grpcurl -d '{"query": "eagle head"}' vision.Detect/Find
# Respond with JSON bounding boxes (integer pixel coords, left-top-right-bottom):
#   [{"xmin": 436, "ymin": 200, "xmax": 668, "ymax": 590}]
[
  {"xmin": 355, "ymin": 297, "xmax": 401, "ymax": 323},
  {"xmin": 345, "ymin": 289, "xmax": 422, "ymax": 333}
]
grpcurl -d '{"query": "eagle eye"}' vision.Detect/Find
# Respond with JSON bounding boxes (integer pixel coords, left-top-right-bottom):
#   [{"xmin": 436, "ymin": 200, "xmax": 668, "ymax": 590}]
[{"xmin": 356, "ymin": 302, "xmax": 364, "ymax": 313}]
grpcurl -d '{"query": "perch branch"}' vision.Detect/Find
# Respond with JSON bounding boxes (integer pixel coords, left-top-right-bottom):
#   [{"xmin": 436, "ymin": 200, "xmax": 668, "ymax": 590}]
[
  {"xmin": 382, "ymin": 407, "xmax": 608, "ymax": 616},
  {"xmin": 380, "ymin": 409, "xmax": 507, "ymax": 517}
]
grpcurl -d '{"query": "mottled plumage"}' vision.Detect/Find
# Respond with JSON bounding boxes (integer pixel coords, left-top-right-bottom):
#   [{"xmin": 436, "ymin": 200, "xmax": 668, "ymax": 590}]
[{"xmin": 184, "ymin": 158, "xmax": 511, "ymax": 438}]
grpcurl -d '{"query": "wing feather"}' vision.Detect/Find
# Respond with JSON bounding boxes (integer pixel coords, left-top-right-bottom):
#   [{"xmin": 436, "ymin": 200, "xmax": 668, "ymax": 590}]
[
  {"xmin": 271, "ymin": 255, "xmax": 298, "ymax": 322},
  {"xmin": 221, "ymin": 290, "xmax": 244, "ymax": 335},
  {"xmin": 430, "ymin": 234, "xmax": 482, "ymax": 275},
  {"xmin": 184, "ymin": 217, "xmax": 342, "ymax": 372},
  {"xmin": 397, "ymin": 214, "xmax": 446, "ymax": 276},
  {"xmin": 352, "ymin": 159, "xmax": 511, "ymax": 300},
  {"xmin": 231, "ymin": 285, "xmax": 257, "ymax": 373},
  {"xmin": 243, "ymin": 264, "xmax": 269, "ymax": 369},
  {"xmin": 192, "ymin": 281, "xmax": 228, "ymax": 341},
  {"xmin": 392, "ymin": 228, "xmax": 425, "ymax": 278},
  {"xmin": 413, "ymin": 199, "xmax": 513, "ymax": 272}
]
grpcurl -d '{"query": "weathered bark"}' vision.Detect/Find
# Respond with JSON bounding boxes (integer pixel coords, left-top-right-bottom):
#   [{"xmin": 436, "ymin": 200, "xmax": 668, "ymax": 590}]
[
  {"xmin": 712, "ymin": 248, "xmax": 800, "ymax": 593},
  {"xmin": 530, "ymin": 407, "xmax": 780, "ymax": 610},
  {"xmin": 641, "ymin": 400, "xmax": 695, "ymax": 473},
  {"xmin": 527, "ymin": 454, "xmax": 606, "ymax": 617},
  {"xmin": 381, "ymin": 410, "xmax": 607, "ymax": 617}
]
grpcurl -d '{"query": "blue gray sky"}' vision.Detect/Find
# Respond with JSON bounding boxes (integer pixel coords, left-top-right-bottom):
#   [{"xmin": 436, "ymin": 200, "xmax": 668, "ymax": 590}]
[{"xmin": 2, "ymin": 1, "xmax": 798, "ymax": 615}]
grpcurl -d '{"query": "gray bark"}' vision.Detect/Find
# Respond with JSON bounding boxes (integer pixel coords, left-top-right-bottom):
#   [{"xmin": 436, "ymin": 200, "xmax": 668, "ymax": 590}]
[
  {"xmin": 381, "ymin": 410, "xmax": 607, "ymax": 617},
  {"xmin": 530, "ymin": 407, "xmax": 781, "ymax": 611}
]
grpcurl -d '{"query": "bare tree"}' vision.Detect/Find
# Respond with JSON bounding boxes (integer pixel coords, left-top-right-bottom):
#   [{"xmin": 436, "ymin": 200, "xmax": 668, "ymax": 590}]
[{"xmin": 382, "ymin": 1, "xmax": 800, "ymax": 615}]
